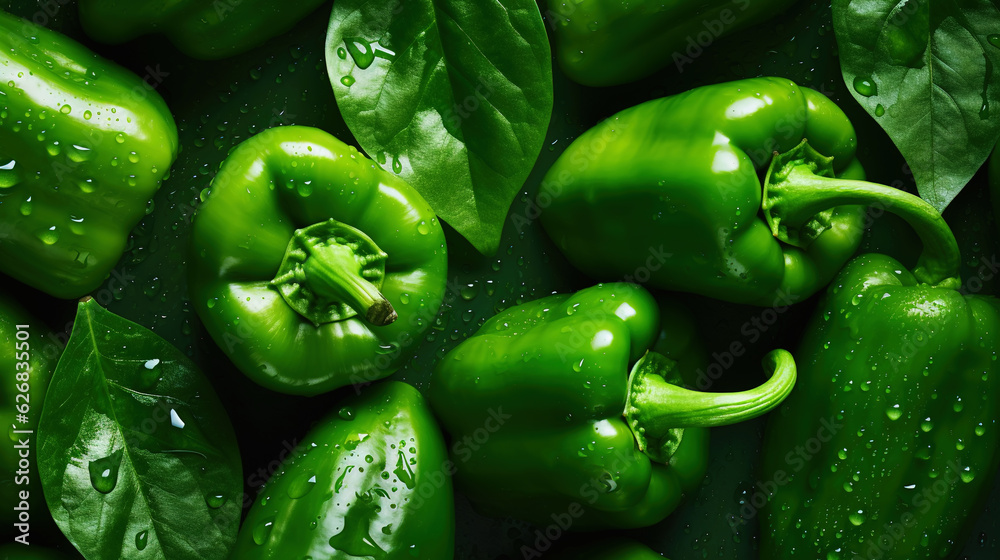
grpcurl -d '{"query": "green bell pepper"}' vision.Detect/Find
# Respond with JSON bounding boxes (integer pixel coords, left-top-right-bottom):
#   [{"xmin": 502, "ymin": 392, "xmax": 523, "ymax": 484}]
[
  {"xmin": 546, "ymin": 0, "xmax": 797, "ymax": 86},
  {"xmin": 0, "ymin": 294, "xmax": 60, "ymax": 542},
  {"xmin": 541, "ymin": 77, "xmax": 876, "ymax": 306},
  {"xmin": 428, "ymin": 283, "xmax": 796, "ymax": 529},
  {"xmin": 552, "ymin": 539, "xmax": 665, "ymax": 559},
  {"xmin": 189, "ymin": 126, "xmax": 447, "ymax": 396},
  {"xmin": 230, "ymin": 381, "xmax": 454, "ymax": 559},
  {"xmin": 0, "ymin": 11, "xmax": 178, "ymax": 299},
  {"xmin": 538, "ymin": 78, "xmax": 964, "ymax": 306},
  {"xmin": 760, "ymin": 174, "xmax": 1000, "ymax": 558},
  {"xmin": 78, "ymin": 0, "xmax": 329, "ymax": 60}
]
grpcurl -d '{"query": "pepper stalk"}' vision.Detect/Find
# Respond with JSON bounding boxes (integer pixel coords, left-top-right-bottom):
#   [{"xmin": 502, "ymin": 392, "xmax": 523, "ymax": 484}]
[
  {"xmin": 271, "ymin": 218, "xmax": 397, "ymax": 327},
  {"xmin": 625, "ymin": 349, "xmax": 796, "ymax": 463},
  {"xmin": 762, "ymin": 140, "xmax": 960, "ymax": 289}
]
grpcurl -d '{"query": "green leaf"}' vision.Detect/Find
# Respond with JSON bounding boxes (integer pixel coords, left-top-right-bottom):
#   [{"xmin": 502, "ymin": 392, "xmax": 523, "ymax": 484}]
[
  {"xmin": 326, "ymin": 0, "xmax": 553, "ymax": 254},
  {"xmin": 38, "ymin": 299, "xmax": 241, "ymax": 560},
  {"xmin": 833, "ymin": 0, "xmax": 1000, "ymax": 210}
]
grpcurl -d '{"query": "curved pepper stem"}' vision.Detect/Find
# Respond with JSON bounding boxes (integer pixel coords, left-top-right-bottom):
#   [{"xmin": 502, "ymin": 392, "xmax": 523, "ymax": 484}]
[
  {"xmin": 762, "ymin": 140, "xmax": 961, "ymax": 289},
  {"xmin": 624, "ymin": 350, "xmax": 796, "ymax": 463},
  {"xmin": 271, "ymin": 219, "xmax": 397, "ymax": 327}
]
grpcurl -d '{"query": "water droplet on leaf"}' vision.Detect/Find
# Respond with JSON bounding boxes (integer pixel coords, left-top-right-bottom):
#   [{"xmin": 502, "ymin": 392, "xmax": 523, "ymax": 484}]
[
  {"xmin": 88, "ymin": 449, "xmax": 124, "ymax": 494},
  {"xmin": 852, "ymin": 76, "xmax": 877, "ymax": 97},
  {"xmin": 135, "ymin": 530, "xmax": 148, "ymax": 550}
]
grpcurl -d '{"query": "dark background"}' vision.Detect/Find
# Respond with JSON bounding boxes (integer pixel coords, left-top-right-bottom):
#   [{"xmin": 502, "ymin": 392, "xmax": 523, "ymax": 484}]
[{"xmin": 3, "ymin": 0, "xmax": 998, "ymax": 558}]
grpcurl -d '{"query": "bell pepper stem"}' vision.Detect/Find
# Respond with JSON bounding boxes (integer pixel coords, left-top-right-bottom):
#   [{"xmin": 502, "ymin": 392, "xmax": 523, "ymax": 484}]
[
  {"xmin": 625, "ymin": 350, "xmax": 796, "ymax": 460},
  {"xmin": 763, "ymin": 140, "xmax": 960, "ymax": 289},
  {"xmin": 295, "ymin": 232, "xmax": 397, "ymax": 326}
]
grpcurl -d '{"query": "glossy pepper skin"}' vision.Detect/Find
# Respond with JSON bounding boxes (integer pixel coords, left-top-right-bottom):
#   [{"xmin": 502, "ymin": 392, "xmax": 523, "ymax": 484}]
[
  {"xmin": 78, "ymin": 0, "xmax": 328, "ymax": 60},
  {"xmin": 547, "ymin": 0, "xmax": 796, "ymax": 87},
  {"xmin": 230, "ymin": 381, "xmax": 454, "ymax": 559},
  {"xmin": 552, "ymin": 539, "xmax": 665, "ymax": 559},
  {"xmin": 429, "ymin": 283, "xmax": 796, "ymax": 529},
  {"xmin": 0, "ymin": 11, "xmax": 178, "ymax": 299},
  {"xmin": 761, "ymin": 180, "xmax": 1000, "ymax": 558},
  {"xmin": 189, "ymin": 126, "xmax": 447, "ymax": 396},
  {"xmin": 541, "ymin": 77, "xmax": 868, "ymax": 307},
  {"xmin": 0, "ymin": 294, "xmax": 60, "ymax": 539}
]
